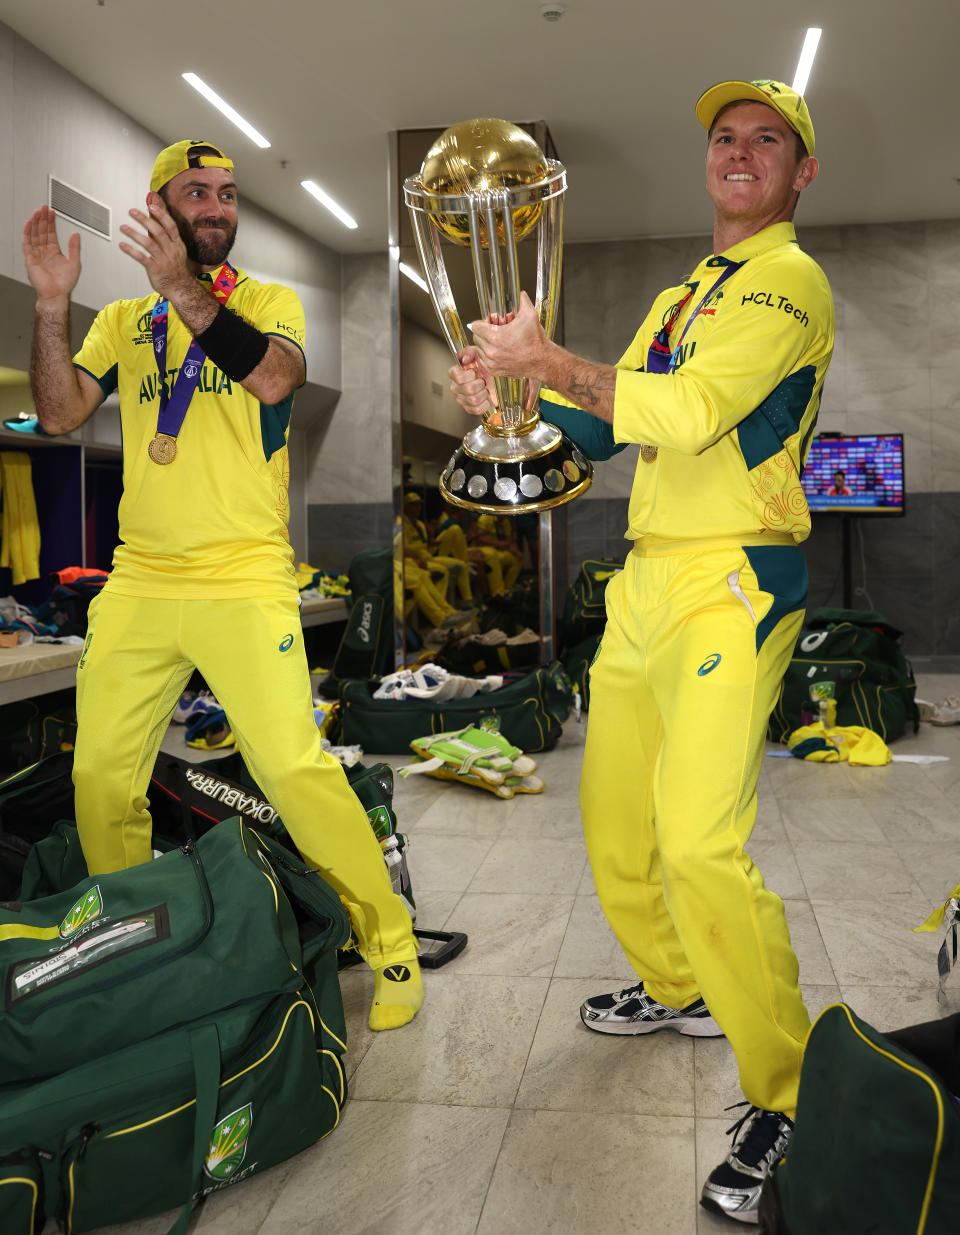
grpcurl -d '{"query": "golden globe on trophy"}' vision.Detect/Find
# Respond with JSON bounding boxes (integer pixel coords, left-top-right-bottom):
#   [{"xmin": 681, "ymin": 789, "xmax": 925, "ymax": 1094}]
[{"xmin": 404, "ymin": 118, "xmax": 592, "ymax": 514}]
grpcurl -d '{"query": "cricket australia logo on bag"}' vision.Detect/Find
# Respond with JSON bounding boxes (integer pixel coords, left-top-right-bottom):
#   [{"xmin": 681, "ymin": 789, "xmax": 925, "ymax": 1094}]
[
  {"xmin": 367, "ymin": 804, "xmax": 393, "ymax": 841},
  {"xmin": 59, "ymin": 886, "xmax": 103, "ymax": 939},
  {"xmin": 204, "ymin": 1103, "xmax": 255, "ymax": 1183}
]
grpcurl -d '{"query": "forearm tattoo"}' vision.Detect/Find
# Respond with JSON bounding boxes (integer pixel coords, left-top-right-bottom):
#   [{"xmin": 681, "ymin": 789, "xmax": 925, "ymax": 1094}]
[{"xmin": 567, "ymin": 366, "xmax": 616, "ymax": 409}]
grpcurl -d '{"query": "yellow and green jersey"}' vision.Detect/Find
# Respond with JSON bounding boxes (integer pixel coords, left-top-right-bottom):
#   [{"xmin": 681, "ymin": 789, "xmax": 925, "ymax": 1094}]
[
  {"xmin": 73, "ymin": 265, "xmax": 306, "ymax": 598},
  {"xmin": 541, "ymin": 222, "xmax": 834, "ymax": 546},
  {"xmin": 475, "ymin": 515, "xmax": 515, "ymax": 541},
  {"xmin": 402, "ymin": 515, "xmax": 429, "ymax": 556}
]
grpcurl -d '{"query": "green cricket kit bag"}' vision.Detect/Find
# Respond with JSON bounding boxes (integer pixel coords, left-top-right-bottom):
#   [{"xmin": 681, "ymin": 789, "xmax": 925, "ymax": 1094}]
[
  {"xmin": 759, "ymin": 1004, "xmax": 960, "ymax": 1235},
  {"xmin": 336, "ymin": 661, "xmax": 575, "ymax": 755},
  {"xmin": 562, "ymin": 632, "xmax": 602, "ymax": 712},
  {"xmin": 769, "ymin": 608, "xmax": 919, "ymax": 744},
  {"xmin": 0, "ymin": 818, "xmax": 351, "ymax": 1234}
]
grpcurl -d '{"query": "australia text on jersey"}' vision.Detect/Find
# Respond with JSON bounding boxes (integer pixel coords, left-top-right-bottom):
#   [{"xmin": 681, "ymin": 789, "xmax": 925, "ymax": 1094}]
[{"xmin": 139, "ymin": 365, "xmax": 234, "ymax": 402}]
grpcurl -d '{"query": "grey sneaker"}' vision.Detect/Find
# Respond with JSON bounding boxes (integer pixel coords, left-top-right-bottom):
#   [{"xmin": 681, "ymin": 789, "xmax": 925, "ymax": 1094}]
[
  {"xmin": 700, "ymin": 1105, "xmax": 794, "ymax": 1224},
  {"xmin": 579, "ymin": 981, "xmax": 724, "ymax": 1037}
]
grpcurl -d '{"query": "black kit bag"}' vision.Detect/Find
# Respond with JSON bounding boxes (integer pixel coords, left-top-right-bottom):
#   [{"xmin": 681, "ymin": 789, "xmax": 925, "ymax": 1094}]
[
  {"xmin": 0, "ymin": 750, "xmax": 77, "ymax": 900},
  {"xmin": 0, "ymin": 689, "xmax": 77, "ymax": 779},
  {"xmin": 474, "ymin": 579, "xmax": 541, "ymax": 638},
  {"xmin": 335, "ymin": 661, "xmax": 574, "ymax": 755},
  {"xmin": 768, "ymin": 608, "xmax": 919, "ymax": 744},
  {"xmin": 331, "ymin": 547, "xmax": 395, "ymax": 683},
  {"xmin": 432, "ymin": 632, "xmax": 542, "ymax": 676},
  {"xmin": 759, "ymin": 1004, "xmax": 960, "ymax": 1235},
  {"xmin": 146, "ymin": 750, "xmax": 465, "ymax": 970},
  {"xmin": 145, "ymin": 750, "xmax": 417, "ymax": 926},
  {"xmin": 558, "ymin": 558, "xmax": 622, "ymax": 649}
]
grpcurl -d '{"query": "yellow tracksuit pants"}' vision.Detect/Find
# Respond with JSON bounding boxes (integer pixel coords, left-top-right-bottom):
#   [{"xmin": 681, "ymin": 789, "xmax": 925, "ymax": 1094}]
[
  {"xmin": 581, "ymin": 541, "xmax": 810, "ymax": 1117},
  {"xmin": 428, "ymin": 554, "xmax": 470, "ymax": 604},
  {"xmin": 401, "ymin": 559, "xmax": 455, "ymax": 627},
  {"xmin": 474, "ymin": 546, "xmax": 520, "ymax": 595},
  {"xmin": 434, "ymin": 526, "xmax": 473, "ymax": 603},
  {"xmin": 73, "ymin": 590, "xmax": 417, "ymax": 968}
]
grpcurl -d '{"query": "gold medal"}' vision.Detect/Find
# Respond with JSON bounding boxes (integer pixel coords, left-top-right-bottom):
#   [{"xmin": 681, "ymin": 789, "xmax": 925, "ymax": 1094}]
[
  {"xmin": 148, "ymin": 433, "xmax": 178, "ymax": 465},
  {"xmin": 640, "ymin": 444, "xmax": 659, "ymax": 463}
]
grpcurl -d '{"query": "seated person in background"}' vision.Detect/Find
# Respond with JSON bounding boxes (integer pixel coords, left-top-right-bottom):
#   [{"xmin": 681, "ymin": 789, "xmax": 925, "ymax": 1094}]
[
  {"xmin": 469, "ymin": 513, "xmax": 523, "ymax": 595},
  {"xmin": 827, "ymin": 469, "xmax": 852, "ymax": 496},
  {"xmin": 402, "ymin": 492, "xmax": 470, "ymax": 604},
  {"xmin": 432, "ymin": 505, "xmax": 488, "ymax": 602},
  {"xmin": 394, "ymin": 510, "xmax": 469, "ymax": 633}
]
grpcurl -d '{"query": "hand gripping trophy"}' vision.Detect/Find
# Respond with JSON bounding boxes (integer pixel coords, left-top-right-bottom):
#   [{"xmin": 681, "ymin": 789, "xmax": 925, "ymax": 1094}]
[{"xmin": 404, "ymin": 118, "xmax": 592, "ymax": 513}]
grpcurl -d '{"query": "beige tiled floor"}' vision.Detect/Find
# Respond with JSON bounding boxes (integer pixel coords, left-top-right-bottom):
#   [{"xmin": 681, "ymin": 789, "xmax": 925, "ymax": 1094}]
[{"xmin": 69, "ymin": 673, "xmax": 960, "ymax": 1234}]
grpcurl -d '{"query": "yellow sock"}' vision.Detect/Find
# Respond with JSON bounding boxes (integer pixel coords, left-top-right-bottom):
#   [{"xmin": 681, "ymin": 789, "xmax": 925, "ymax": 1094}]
[{"xmin": 369, "ymin": 957, "xmax": 423, "ymax": 1031}]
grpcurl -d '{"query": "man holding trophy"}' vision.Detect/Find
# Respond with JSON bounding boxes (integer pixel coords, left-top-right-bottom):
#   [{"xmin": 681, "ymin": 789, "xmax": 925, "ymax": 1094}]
[{"xmin": 448, "ymin": 80, "xmax": 834, "ymax": 1223}]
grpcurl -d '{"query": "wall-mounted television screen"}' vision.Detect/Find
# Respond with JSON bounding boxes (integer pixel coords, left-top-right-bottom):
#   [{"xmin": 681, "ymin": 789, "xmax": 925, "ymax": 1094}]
[{"xmin": 801, "ymin": 433, "xmax": 905, "ymax": 516}]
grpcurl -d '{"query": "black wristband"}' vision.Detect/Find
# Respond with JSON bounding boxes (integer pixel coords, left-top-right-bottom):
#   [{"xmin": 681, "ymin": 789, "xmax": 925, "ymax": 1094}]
[{"xmin": 194, "ymin": 305, "xmax": 269, "ymax": 381}]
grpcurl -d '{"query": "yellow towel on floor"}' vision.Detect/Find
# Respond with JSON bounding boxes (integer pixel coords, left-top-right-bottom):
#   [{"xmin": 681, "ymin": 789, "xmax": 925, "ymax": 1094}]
[
  {"xmin": 787, "ymin": 722, "xmax": 891, "ymax": 766},
  {"xmin": 0, "ymin": 451, "xmax": 41, "ymax": 584}
]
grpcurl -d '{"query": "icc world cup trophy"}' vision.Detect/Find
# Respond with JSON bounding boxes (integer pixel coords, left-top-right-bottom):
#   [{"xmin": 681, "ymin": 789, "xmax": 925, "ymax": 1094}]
[{"xmin": 404, "ymin": 118, "xmax": 592, "ymax": 514}]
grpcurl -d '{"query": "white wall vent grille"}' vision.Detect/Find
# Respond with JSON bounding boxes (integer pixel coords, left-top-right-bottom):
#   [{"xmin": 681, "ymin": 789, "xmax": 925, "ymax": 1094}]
[{"xmin": 48, "ymin": 176, "xmax": 111, "ymax": 240}]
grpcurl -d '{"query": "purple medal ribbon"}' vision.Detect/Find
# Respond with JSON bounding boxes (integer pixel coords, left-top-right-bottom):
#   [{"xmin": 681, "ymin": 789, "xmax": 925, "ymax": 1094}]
[
  {"xmin": 150, "ymin": 262, "xmax": 239, "ymax": 439},
  {"xmin": 645, "ymin": 259, "xmax": 744, "ymax": 375}
]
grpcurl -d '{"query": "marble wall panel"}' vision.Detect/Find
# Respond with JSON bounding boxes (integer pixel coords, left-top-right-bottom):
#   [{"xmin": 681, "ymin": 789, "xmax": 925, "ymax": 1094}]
[
  {"xmin": 308, "ymin": 501, "xmax": 392, "ymax": 574},
  {"xmin": 930, "ymin": 368, "xmax": 960, "ymax": 411},
  {"xmin": 925, "ymin": 220, "xmax": 960, "ymax": 290}
]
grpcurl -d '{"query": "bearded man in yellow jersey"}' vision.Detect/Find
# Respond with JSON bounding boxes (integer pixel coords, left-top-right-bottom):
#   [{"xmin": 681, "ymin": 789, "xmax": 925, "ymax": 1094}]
[
  {"xmin": 449, "ymin": 80, "xmax": 834, "ymax": 1222},
  {"xmin": 22, "ymin": 140, "xmax": 422, "ymax": 1033}
]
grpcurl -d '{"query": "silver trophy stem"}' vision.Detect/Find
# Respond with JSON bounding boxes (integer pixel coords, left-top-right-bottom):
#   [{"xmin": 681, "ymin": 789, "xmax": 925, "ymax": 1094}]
[
  {"xmin": 468, "ymin": 198, "xmax": 489, "ymax": 321},
  {"xmin": 410, "ymin": 208, "xmax": 468, "ymax": 355}
]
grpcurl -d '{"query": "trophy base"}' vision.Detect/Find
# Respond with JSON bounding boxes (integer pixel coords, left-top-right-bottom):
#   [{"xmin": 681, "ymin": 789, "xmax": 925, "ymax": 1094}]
[{"xmin": 440, "ymin": 421, "xmax": 593, "ymax": 514}]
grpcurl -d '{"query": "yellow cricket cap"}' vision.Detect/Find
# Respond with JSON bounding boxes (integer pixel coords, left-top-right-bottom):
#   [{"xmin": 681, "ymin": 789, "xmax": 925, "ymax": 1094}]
[
  {"xmin": 696, "ymin": 79, "xmax": 815, "ymax": 156},
  {"xmin": 150, "ymin": 140, "xmax": 234, "ymax": 192}
]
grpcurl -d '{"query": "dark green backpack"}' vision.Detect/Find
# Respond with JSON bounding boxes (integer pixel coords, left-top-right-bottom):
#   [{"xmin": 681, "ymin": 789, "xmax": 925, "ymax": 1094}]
[
  {"xmin": 760, "ymin": 1003, "xmax": 960, "ymax": 1235},
  {"xmin": 559, "ymin": 559, "xmax": 622, "ymax": 649},
  {"xmin": 769, "ymin": 609, "xmax": 919, "ymax": 744}
]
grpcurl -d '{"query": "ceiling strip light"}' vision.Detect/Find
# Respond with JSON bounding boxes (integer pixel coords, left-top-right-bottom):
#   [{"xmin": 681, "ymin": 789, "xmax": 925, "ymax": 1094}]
[
  {"xmin": 181, "ymin": 72, "xmax": 271, "ymax": 148},
  {"xmin": 300, "ymin": 180, "xmax": 358, "ymax": 230},
  {"xmin": 792, "ymin": 28, "xmax": 822, "ymax": 97},
  {"xmin": 399, "ymin": 262, "xmax": 429, "ymax": 294}
]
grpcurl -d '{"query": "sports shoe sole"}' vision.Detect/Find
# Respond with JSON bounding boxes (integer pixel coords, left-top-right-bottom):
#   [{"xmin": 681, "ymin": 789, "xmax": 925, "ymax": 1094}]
[
  {"xmin": 579, "ymin": 1007, "xmax": 724, "ymax": 1037},
  {"xmin": 700, "ymin": 1192, "xmax": 761, "ymax": 1224}
]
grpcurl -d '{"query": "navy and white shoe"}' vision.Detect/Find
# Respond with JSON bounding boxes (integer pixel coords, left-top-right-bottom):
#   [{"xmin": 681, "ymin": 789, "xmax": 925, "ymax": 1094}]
[
  {"xmin": 579, "ymin": 981, "xmax": 724, "ymax": 1036},
  {"xmin": 700, "ymin": 1105, "xmax": 794, "ymax": 1224}
]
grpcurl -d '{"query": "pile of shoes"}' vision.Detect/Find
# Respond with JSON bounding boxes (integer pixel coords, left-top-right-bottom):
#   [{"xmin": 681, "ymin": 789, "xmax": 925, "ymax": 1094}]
[
  {"xmin": 399, "ymin": 718, "xmax": 544, "ymax": 798},
  {"xmin": 173, "ymin": 690, "xmax": 234, "ymax": 749},
  {"xmin": 915, "ymin": 697, "xmax": 960, "ymax": 726}
]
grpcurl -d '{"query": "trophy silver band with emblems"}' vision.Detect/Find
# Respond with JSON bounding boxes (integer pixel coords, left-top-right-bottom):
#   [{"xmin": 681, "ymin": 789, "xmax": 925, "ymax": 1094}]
[{"xmin": 404, "ymin": 118, "xmax": 592, "ymax": 514}]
